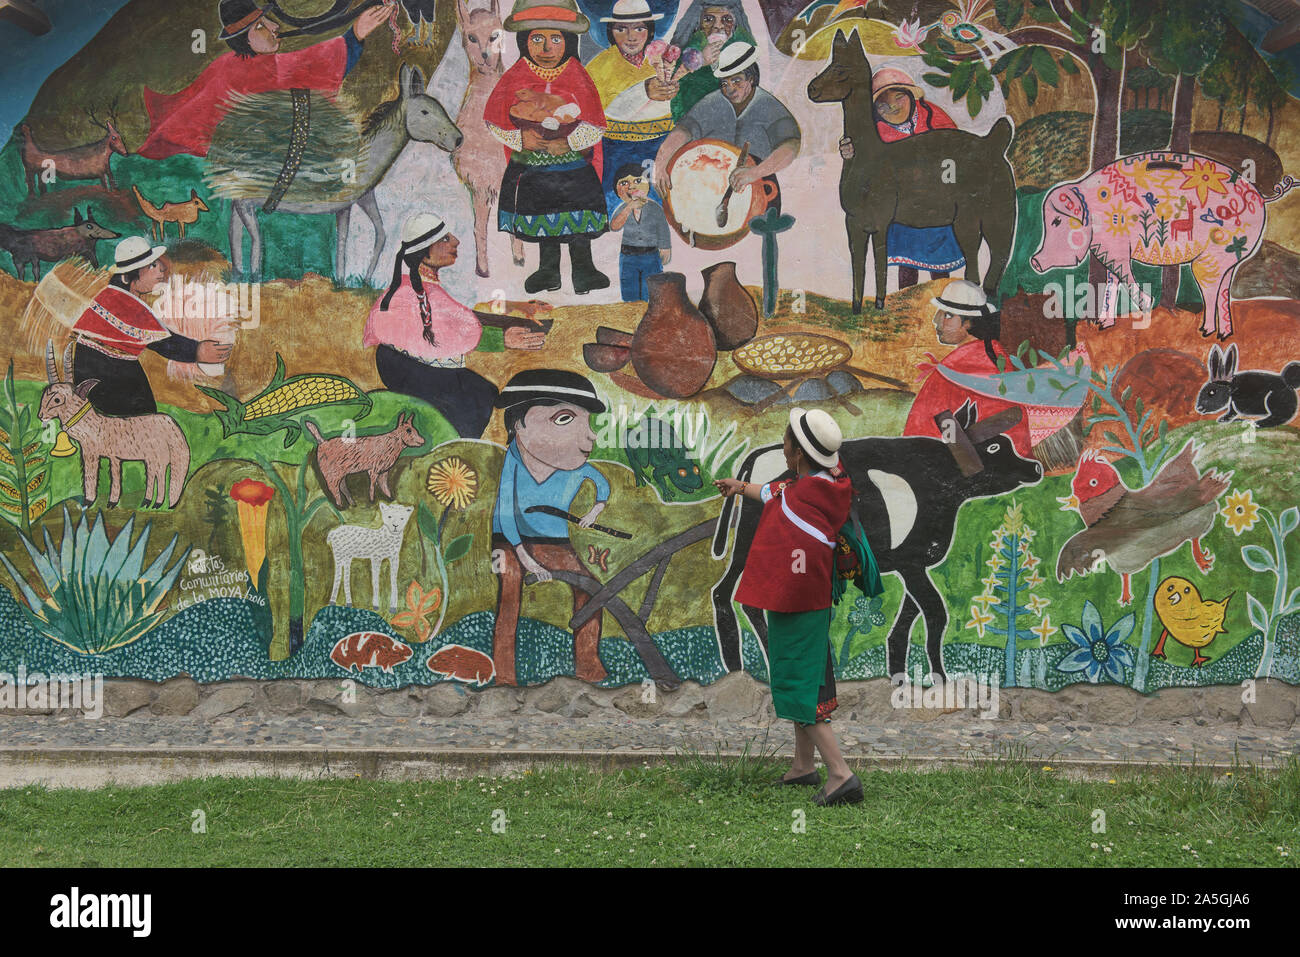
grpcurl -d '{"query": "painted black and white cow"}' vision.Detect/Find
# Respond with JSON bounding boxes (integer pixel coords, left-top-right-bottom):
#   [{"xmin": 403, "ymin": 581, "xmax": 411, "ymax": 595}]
[{"xmin": 711, "ymin": 402, "xmax": 1043, "ymax": 681}]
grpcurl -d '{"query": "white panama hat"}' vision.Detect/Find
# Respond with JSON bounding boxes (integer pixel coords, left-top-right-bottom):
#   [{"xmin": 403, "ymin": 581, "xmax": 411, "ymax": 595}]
[
  {"xmin": 789, "ymin": 407, "xmax": 842, "ymax": 469},
  {"xmin": 400, "ymin": 213, "xmax": 448, "ymax": 255},
  {"xmin": 109, "ymin": 236, "xmax": 167, "ymax": 274},
  {"xmin": 712, "ymin": 40, "xmax": 757, "ymax": 78},
  {"xmin": 601, "ymin": 0, "xmax": 664, "ymax": 23},
  {"xmin": 930, "ymin": 278, "xmax": 995, "ymax": 317}
]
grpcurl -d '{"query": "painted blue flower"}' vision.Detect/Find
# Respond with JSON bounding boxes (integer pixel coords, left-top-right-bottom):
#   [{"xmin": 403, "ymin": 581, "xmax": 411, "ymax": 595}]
[{"xmin": 1056, "ymin": 600, "xmax": 1136, "ymax": 684}]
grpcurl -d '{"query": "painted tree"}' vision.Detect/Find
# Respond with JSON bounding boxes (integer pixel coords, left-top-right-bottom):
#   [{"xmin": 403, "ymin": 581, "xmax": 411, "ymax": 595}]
[
  {"xmin": 921, "ymin": 0, "xmax": 1157, "ymax": 173},
  {"xmin": 920, "ymin": 0, "xmax": 1156, "ymax": 289},
  {"xmin": 1138, "ymin": 0, "xmax": 1226, "ymax": 307}
]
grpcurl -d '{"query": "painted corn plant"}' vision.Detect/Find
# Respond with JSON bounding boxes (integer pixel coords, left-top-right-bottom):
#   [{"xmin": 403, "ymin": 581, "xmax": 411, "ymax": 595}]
[
  {"xmin": 966, "ymin": 502, "xmax": 1051, "ymax": 687},
  {"xmin": 253, "ymin": 456, "xmax": 339, "ymax": 658},
  {"xmin": 0, "ymin": 508, "xmax": 189, "ymax": 654},
  {"xmin": 1220, "ymin": 489, "xmax": 1300, "ymax": 678},
  {"xmin": 1056, "ymin": 600, "xmax": 1137, "ymax": 685}
]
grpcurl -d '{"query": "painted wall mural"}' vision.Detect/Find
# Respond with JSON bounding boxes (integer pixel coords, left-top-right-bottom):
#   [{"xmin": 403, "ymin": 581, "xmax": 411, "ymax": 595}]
[{"xmin": 0, "ymin": 0, "xmax": 1298, "ymax": 700}]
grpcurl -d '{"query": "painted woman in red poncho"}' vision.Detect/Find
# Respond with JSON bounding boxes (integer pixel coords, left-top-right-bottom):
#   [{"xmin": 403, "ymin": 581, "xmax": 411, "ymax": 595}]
[
  {"xmin": 485, "ymin": 0, "xmax": 610, "ymax": 295},
  {"xmin": 136, "ymin": 1, "xmax": 390, "ymax": 160},
  {"xmin": 904, "ymin": 280, "xmax": 1033, "ymax": 456},
  {"xmin": 714, "ymin": 408, "xmax": 864, "ymax": 807}
]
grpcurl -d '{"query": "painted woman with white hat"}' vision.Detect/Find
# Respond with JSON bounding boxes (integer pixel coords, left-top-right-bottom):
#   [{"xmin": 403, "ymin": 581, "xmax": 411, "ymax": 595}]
[
  {"xmin": 903, "ymin": 279, "xmax": 1032, "ymax": 455},
  {"xmin": 584, "ymin": 0, "xmax": 677, "ymax": 212},
  {"xmin": 69, "ymin": 237, "xmax": 233, "ymax": 416},
  {"xmin": 365, "ymin": 213, "xmax": 548, "ymax": 438},
  {"xmin": 714, "ymin": 407, "xmax": 864, "ymax": 807}
]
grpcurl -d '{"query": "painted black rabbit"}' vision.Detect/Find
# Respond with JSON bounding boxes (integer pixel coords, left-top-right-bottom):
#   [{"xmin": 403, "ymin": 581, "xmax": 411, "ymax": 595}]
[{"xmin": 1195, "ymin": 343, "xmax": 1300, "ymax": 429}]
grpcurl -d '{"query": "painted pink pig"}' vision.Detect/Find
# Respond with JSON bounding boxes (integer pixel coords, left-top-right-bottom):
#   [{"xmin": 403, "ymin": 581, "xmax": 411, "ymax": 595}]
[{"xmin": 1031, "ymin": 151, "xmax": 1294, "ymax": 339}]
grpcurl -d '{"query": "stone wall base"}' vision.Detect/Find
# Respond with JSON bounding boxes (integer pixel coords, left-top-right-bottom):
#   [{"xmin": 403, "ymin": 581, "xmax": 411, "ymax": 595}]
[{"xmin": 3, "ymin": 675, "xmax": 1294, "ymax": 730}]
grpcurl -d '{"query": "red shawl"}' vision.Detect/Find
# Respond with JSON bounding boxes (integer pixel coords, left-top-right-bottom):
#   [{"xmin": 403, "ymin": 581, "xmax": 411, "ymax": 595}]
[
  {"xmin": 484, "ymin": 57, "xmax": 606, "ymax": 178},
  {"xmin": 72, "ymin": 286, "xmax": 171, "ymax": 359},
  {"xmin": 904, "ymin": 339, "xmax": 1033, "ymax": 455},
  {"xmin": 137, "ymin": 37, "xmax": 348, "ymax": 160}
]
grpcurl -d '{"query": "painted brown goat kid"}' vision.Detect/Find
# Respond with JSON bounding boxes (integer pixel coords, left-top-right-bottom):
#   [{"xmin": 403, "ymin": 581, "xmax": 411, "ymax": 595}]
[
  {"xmin": 307, "ymin": 413, "xmax": 427, "ymax": 508},
  {"xmin": 807, "ymin": 30, "xmax": 1017, "ymax": 312}
]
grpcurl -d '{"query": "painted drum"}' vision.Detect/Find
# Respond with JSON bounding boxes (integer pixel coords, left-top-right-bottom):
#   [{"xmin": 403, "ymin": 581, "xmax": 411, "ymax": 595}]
[{"xmin": 662, "ymin": 138, "xmax": 776, "ymax": 249}]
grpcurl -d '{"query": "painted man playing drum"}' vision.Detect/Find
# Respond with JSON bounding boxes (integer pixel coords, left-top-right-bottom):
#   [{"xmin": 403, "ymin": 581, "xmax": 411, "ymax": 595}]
[{"xmin": 653, "ymin": 41, "xmax": 800, "ymax": 214}]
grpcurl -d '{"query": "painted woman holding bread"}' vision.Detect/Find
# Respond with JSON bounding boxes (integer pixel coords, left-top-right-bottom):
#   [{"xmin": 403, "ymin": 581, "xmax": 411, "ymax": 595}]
[{"xmin": 485, "ymin": 0, "xmax": 611, "ymax": 294}]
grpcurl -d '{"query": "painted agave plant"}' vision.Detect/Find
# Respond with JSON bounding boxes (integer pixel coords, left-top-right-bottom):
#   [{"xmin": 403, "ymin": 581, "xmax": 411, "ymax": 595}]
[{"xmin": 0, "ymin": 508, "xmax": 190, "ymax": 655}]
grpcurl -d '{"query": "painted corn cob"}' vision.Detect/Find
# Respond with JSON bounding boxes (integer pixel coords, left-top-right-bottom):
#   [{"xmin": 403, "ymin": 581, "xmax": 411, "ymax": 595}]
[{"xmin": 197, "ymin": 354, "xmax": 372, "ymax": 447}]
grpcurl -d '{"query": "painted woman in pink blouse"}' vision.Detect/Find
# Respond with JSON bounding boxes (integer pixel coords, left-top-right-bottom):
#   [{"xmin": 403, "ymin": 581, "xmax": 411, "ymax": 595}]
[{"xmin": 364, "ymin": 213, "xmax": 547, "ymax": 437}]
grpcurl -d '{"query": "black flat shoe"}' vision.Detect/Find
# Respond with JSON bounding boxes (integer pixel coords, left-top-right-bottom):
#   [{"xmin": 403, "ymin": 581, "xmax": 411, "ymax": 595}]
[
  {"xmin": 813, "ymin": 773, "xmax": 863, "ymax": 806},
  {"xmin": 773, "ymin": 770, "xmax": 821, "ymax": 787}
]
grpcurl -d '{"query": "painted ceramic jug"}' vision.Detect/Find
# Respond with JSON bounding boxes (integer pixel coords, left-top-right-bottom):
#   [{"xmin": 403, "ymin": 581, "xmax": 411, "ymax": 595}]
[
  {"xmin": 698, "ymin": 261, "xmax": 758, "ymax": 350},
  {"xmin": 630, "ymin": 272, "xmax": 716, "ymax": 398}
]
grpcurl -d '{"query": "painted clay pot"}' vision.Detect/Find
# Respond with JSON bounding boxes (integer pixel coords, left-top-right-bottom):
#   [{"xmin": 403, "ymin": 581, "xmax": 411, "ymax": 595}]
[
  {"xmin": 630, "ymin": 272, "xmax": 716, "ymax": 398},
  {"xmin": 698, "ymin": 261, "xmax": 758, "ymax": 350}
]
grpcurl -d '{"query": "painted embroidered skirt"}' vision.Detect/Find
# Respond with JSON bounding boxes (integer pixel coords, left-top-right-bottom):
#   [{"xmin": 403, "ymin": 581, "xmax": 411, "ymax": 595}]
[{"xmin": 498, "ymin": 156, "xmax": 609, "ymax": 241}]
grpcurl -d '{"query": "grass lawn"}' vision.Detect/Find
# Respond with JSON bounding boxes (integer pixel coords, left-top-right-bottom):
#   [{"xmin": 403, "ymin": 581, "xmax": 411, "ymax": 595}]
[{"xmin": 1, "ymin": 754, "xmax": 1297, "ymax": 867}]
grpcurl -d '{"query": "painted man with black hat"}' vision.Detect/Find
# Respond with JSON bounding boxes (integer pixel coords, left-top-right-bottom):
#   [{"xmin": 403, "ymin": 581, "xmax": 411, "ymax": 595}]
[
  {"xmin": 138, "ymin": 0, "xmax": 393, "ymax": 160},
  {"xmin": 653, "ymin": 40, "xmax": 800, "ymax": 211},
  {"xmin": 491, "ymin": 369, "xmax": 611, "ymax": 686}
]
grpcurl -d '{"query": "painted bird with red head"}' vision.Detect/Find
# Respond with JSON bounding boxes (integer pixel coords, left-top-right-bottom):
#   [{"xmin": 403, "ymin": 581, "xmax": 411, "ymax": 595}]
[{"xmin": 1055, "ymin": 442, "xmax": 1231, "ymax": 605}]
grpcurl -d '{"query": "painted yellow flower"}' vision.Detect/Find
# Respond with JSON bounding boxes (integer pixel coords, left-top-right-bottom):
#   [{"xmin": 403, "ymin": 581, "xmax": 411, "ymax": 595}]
[
  {"xmin": 426, "ymin": 457, "xmax": 478, "ymax": 510},
  {"xmin": 1031, "ymin": 614, "xmax": 1057, "ymax": 646},
  {"xmin": 1180, "ymin": 159, "xmax": 1231, "ymax": 207},
  {"xmin": 966, "ymin": 605, "xmax": 994, "ymax": 638},
  {"xmin": 1220, "ymin": 489, "xmax": 1259, "ymax": 536}
]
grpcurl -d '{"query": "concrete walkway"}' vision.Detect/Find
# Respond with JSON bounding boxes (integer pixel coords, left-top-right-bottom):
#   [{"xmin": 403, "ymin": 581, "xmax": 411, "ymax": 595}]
[{"xmin": 0, "ymin": 710, "xmax": 1292, "ymax": 788}]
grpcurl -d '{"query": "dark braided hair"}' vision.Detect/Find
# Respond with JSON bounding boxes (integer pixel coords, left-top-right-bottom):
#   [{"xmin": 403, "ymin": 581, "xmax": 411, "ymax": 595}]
[{"xmin": 966, "ymin": 310, "xmax": 1003, "ymax": 365}]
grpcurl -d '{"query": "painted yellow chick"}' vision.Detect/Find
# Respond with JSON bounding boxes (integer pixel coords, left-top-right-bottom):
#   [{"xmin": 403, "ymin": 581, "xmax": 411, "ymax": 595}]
[{"xmin": 1152, "ymin": 576, "xmax": 1231, "ymax": 667}]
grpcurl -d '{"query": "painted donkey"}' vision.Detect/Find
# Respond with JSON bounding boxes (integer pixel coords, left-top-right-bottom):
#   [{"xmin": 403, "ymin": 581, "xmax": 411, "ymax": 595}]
[
  {"xmin": 207, "ymin": 64, "xmax": 462, "ymax": 280},
  {"xmin": 807, "ymin": 29, "xmax": 1017, "ymax": 312},
  {"xmin": 1031, "ymin": 152, "xmax": 1297, "ymax": 338},
  {"xmin": 712, "ymin": 402, "xmax": 1042, "ymax": 681}
]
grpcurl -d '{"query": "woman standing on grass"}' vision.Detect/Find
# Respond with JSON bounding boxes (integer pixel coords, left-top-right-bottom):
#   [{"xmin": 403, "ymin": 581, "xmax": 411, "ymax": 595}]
[{"xmin": 713, "ymin": 408, "xmax": 863, "ymax": 807}]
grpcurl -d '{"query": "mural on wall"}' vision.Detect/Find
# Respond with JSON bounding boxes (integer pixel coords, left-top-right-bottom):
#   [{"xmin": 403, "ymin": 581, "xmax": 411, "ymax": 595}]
[{"xmin": 0, "ymin": 0, "xmax": 1298, "ymax": 698}]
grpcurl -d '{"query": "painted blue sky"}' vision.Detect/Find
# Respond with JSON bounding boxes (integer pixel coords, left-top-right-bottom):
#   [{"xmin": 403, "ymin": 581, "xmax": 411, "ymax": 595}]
[{"xmin": 0, "ymin": 0, "xmax": 133, "ymax": 143}]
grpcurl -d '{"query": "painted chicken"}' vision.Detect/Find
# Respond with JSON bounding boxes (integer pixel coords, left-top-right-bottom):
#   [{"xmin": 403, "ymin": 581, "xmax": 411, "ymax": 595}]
[
  {"xmin": 1153, "ymin": 576, "xmax": 1231, "ymax": 667},
  {"xmin": 1055, "ymin": 442, "xmax": 1231, "ymax": 605}
]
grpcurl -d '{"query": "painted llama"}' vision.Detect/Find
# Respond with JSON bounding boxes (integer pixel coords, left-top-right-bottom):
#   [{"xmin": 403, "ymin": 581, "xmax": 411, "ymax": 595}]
[
  {"xmin": 327, "ymin": 503, "xmax": 413, "ymax": 615},
  {"xmin": 451, "ymin": 0, "xmax": 507, "ymax": 278}
]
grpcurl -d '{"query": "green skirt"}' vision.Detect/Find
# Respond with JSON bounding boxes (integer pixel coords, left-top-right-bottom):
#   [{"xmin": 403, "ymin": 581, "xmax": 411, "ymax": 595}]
[{"xmin": 767, "ymin": 608, "xmax": 837, "ymax": 725}]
